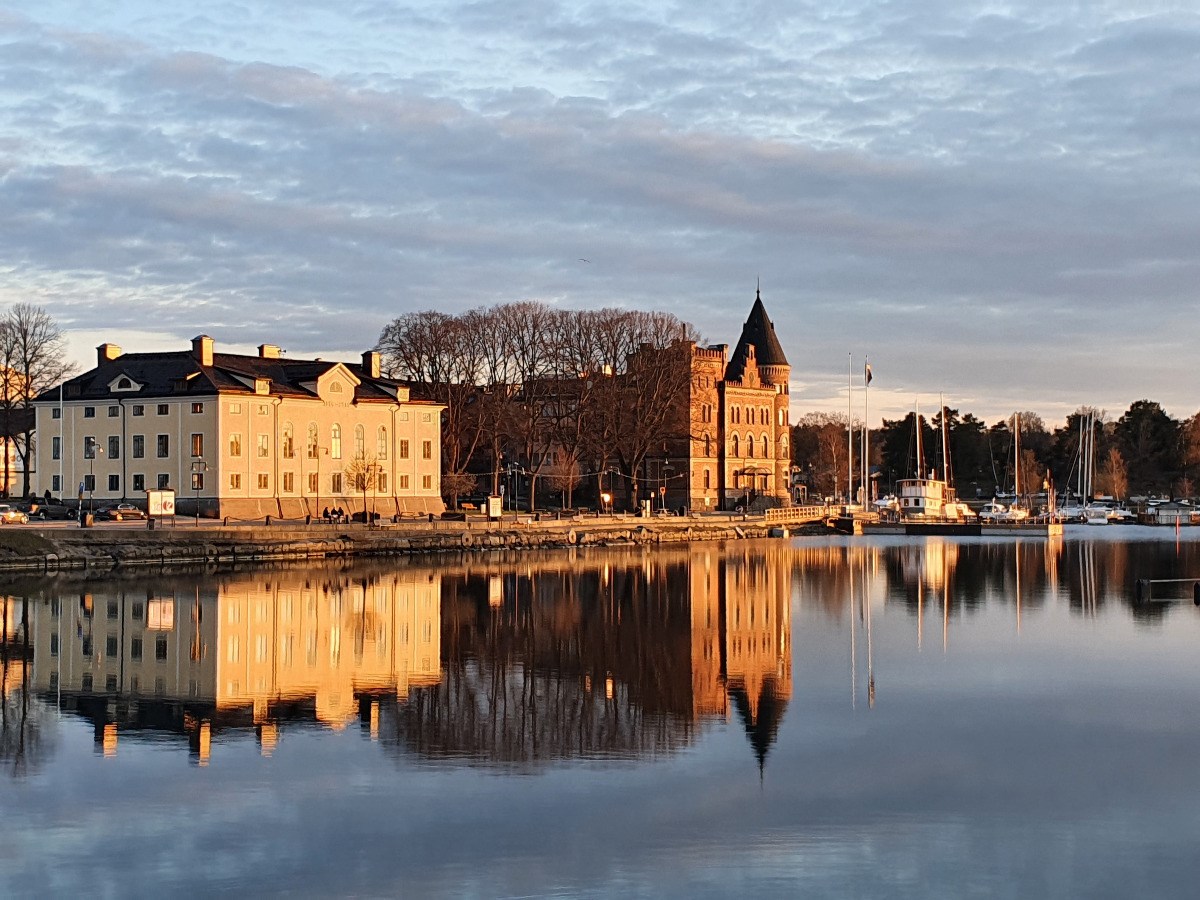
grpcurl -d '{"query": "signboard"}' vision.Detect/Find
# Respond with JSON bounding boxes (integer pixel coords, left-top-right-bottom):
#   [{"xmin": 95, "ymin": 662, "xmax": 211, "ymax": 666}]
[{"xmin": 148, "ymin": 489, "xmax": 176, "ymax": 517}]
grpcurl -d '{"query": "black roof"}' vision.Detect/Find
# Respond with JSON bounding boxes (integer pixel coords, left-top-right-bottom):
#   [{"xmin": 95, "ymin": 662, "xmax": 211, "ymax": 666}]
[
  {"xmin": 33, "ymin": 349, "xmax": 415, "ymax": 405},
  {"xmin": 725, "ymin": 290, "xmax": 789, "ymax": 382}
]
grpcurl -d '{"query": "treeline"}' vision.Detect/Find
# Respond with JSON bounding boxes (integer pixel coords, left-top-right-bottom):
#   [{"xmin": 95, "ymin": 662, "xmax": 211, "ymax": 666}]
[
  {"xmin": 376, "ymin": 302, "xmax": 699, "ymax": 507},
  {"xmin": 793, "ymin": 400, "xmax": 1199, "ymax": 501}
]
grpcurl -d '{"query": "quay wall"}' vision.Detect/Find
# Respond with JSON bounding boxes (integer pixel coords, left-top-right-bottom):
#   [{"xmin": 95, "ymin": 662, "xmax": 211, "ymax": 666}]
[{"xmin": 0, "ymin": 515, "xmax": 831, "ymax": 575}]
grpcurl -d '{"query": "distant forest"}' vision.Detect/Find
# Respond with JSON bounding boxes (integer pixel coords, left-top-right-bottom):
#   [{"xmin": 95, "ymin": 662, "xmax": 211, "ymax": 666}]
[{"xmin": 792, "ymin": 401, "xmax": 1199, "ymax": 501}]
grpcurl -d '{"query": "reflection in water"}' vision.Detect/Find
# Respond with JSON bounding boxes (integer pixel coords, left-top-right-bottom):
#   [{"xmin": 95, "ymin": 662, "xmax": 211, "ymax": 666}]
[
  {"xmin": 3, "ymin": 534, "xmax": 1200, "ymax": 777},
  {"xmin": 382, "ymin": 545, "xmax": 792, "ymax": 771}
]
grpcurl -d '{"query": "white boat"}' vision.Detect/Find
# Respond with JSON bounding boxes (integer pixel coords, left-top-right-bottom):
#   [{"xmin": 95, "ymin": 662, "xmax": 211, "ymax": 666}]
[
  {"xmin": 1084, "ymin": 506, "xmax": 1110, "ymax": 526},
  {"xmin": 894, "ymin": 400, "xmax": 976, "ymax": 523}
]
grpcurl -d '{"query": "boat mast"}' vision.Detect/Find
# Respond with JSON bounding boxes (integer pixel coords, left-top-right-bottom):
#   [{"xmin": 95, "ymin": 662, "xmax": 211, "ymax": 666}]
[
  {"xmin": 940, "ymin": 394, "xmax": 950, "ymax": 484},
  {"xmin": 915, "ymin": 399, "xmax": 924, "ymax": 481},
  {"xmin": 1014, "ymin": 412, "xmax": 1021, "ymax": 502}
]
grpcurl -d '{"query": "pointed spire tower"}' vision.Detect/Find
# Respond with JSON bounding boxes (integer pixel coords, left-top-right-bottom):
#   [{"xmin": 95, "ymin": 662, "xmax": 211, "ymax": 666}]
[{"xmin": 725, "ymin": 285, "xmax": 790, "ymax": 389}]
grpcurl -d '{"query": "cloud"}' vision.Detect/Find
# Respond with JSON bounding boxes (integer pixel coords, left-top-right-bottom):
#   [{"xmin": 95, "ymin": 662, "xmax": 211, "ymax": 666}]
[{"xmin": 2, "ymin": 3, "xmax": 1200, "ymax": 423}]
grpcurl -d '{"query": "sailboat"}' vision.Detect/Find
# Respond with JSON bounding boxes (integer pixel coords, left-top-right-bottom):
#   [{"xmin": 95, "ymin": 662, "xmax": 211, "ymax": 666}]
[{"xmin": 981, "ymin": 413, "xmax": 1030, "ymax": 523}]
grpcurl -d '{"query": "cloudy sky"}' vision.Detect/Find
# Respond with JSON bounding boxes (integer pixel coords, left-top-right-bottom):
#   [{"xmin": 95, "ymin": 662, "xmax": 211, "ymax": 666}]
[{"xmin": 2, "ymin": 1, "xmax": 1198, "ymax": 427}]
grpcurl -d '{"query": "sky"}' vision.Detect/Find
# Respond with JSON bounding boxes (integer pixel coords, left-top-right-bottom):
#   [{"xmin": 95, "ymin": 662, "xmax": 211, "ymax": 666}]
[{"xmin": 2, "ymin": 1, "xmax": 1199, "ymax": 429}]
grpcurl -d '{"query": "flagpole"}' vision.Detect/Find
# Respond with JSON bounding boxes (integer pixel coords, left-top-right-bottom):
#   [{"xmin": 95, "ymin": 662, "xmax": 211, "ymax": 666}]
[
  {"xmin": 863, "ymin": 359, "xmax": 870, "ymax": 507},
  {"xmin": 847, "ymin": 353, "xmax": 853, "ymax": 507}
]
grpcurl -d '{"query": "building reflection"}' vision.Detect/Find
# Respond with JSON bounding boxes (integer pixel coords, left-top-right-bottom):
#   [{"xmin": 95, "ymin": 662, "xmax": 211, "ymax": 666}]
[
  {"xmin": 380, "ymin": 545, "xmax": 792, "ymax": 771},
  {"xmin": 28, "ymin": 571, "xmax": 441, "ymax": 763}
]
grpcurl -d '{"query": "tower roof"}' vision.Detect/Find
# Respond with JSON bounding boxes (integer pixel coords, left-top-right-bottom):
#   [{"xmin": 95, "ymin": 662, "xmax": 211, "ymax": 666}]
[{"xmin": 725, "ymin": 288, "xmax": 789, "ymax": 382}]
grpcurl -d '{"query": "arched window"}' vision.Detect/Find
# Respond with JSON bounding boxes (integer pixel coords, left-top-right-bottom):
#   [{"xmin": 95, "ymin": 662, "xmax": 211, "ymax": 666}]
[
  {"xmin": 731, "ymin": 434, "xmax": 740, "ymax": 457},
  {"xmin": 282, "ymin": 422, "xmax": 294, "ymax": 459},
  {"xmin": 747, "ymin": 435, "xmax": 755, "ymax": 458},
  {"xmin": 377, "ymin": 426, "xmax": 388, "ymax": 460},
  {"xmin": 306, "ymin": 423, "xmax": 318, "ymax": 459},
  {"xmin": 703, "ymin": 469, "xmax": 711, "ymax": 489},
  {"xmin": 354, "ymin": 424, "xmax": 365, "ymax": 457},
  {"xmin": 331, "ymin": 424, "xmax": 342, "ymax": 459},
  {"xmin": 703, "ymin": 433, "xmax": 711, "ymax": 457},
  {"xmin": 761, "ymin": 433, "xmax": 769, "ymax": 457}
]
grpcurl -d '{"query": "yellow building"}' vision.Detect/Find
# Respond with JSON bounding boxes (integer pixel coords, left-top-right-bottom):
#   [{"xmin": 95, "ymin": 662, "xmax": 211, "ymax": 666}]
[{"xmin": 33, "ymin": 336, "xmax": 445, "ymax": 518}]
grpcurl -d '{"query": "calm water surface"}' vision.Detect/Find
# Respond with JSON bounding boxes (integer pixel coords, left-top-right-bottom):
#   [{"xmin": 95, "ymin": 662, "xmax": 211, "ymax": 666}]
[{"xmin": 3, "ymin": 529, "xmax": 1200, "ymax": 898}]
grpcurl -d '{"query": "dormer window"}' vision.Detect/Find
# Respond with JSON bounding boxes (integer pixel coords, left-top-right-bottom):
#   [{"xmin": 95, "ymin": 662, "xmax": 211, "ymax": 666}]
[
  {"xmin": 118, "ymin": 378, "xmax": 131, "ymax": 389},
  {"xmin": 108, "ymin": 374, "xmax": 143, "ymax": 393}
]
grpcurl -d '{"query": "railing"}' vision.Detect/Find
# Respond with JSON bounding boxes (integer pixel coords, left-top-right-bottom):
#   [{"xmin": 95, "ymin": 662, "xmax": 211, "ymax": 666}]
[{"xmin": 764, "ymin": 505, "xmax": 829, "ymax": 524}]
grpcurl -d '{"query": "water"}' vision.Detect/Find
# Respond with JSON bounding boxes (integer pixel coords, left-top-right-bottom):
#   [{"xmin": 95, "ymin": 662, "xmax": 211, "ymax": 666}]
[{"xmin": 3, "ymin": 530, "xmax": 1200, "ymax": 897}]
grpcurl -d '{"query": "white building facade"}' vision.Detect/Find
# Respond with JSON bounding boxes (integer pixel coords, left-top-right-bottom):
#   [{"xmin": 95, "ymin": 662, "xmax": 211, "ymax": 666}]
[{"xmin": 33, "ymin": 336, "xmax": 445, "ymax": 519}]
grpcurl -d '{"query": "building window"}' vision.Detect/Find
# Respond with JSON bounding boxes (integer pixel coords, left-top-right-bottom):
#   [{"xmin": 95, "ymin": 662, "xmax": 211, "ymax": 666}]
[
  {"xmin": 51, "ymin": 436, "xmax": 60, "ymax": 460},
  {"xmin": 191, "ymin": 433, "xmax": 203, "ymax": 457},
  {"xmin": 331, "ymin": 473, "xmax": 343, "ymax": 493},
  {"xmin": 377, "ymin": 427, "xmax": 388, "ymax": 459},
  {"xmin": 108, "ymin": 435, "xmax": 120, "ymax": 459},
  {"xmin": 108, "ymin": 405, "xmax": 119, "ymax": 417},
  {"xmin": 157, "ymin": 473, "xmax": 169, "ymax": 489},
  {"xmin": 132, "ymin": 404, "xmax": 144, "ymax": 416},
  {"xmin": 108, "ymin": 474, "xmax": 119, "ymax": 492},
  {"xmin": 84, "ymin": 406, "xmax": 95, "ymax": 418},
  {"xmin": 229, "ymin": 433, "xmax": 241, "ymax": 456},
  {"xmin": 282, "ymin": 423, "xmax": 294, "ymax": 458},
  {"xmin": 50, "ymin": 633, "xmax": 59, "ymax": 656},
  {"xmin": 83, "ymin": 474, "xmax": 95, "ymax": 491},
  {"xmin": 191, "ymin": 472, "xmax": 204, "ymax": 491},
  {"xmin": 229, "ymin": 402, "xmax": 241, "ymax": 414},
  {"xmin": 307, "ymin": 423, "xmax": 319, "ymax": 458},
  {"xmin": 257, "ymin": 433, "xmax": 269, "ymax": 457},
  {"xmin": 52, "ymin": 474, "xmax": 61, "ymax": 492},
  {"xmin": 747, "ymin": 435, "xmax": 755, "ymax": 458},
  {"xmin": 704, "ymin": 469, "xmax": 711, "ymax": 489},
  {"xmin": 157, "ymin": 404, "xmax": 168, "ymax": 415},
  {"xmin": 399, "ymin": 474, "xmax": 409, "ymax": 490},
  {"xmin": 133, "ymin": 435, "xmax": 144, "ymax": 458},
  {"xmin": 52, "ymin": 408, "xmax": 61, "ymax": 420},
  {"xmin": 283, "ymin": 472, "xmax": 294, "ymax": 492},
  {"xmin": 133, "ymin": 474, "xmax": 145, "ymax": 492},
  {"xmin": 81, "ymin": 674, "xmax": 93, "ymax": 692},
  {"xmin": 422, "ymin": 475, "xmax": 432, "ymax": 490},
  {"xmin": 230, "ymin": 473, "xmax": 242, "ymax": 490},
  {"xmin": 422, "ymin": 440, "xmax": 432, "ymax": 460},
  {"xmin": 84, "ymin": 436, "xmax": 97, "ymax": 459},
  {"xmin": 354, "ymin": 425, "xmax": 365, "ymax": 457},
  {"xmin": 156, "ymin": 636, "xmax": 168, "ymax": 661},
  {"xmin": 331, "ymin": 424, "xmax": 342, "ymax": 459},
  {"xmin": 399, "ymin": 439, "xmax": 409, "ymax": 459},
  {"xmin": 156, "ymin": 434, "xmax": 169, "ymax": 457},
  {"xmin": 191, "ymin": 402, "xmax": 204, "ymax": 414},
  {"xmin": 422, "ymin": 413, "xmax": 431, "ymax": 422},
  {"xmin": 731, "ymin": 435, "xmax": 739, "ymax": 457},
  {"xmin": 107, "ymin": 635, "xmax": 118, "ymax": 656},
  {"xmin": 258, "ymin": 404, "xmax": 268, "ymax": 415},
  {"xmin": 377, "ymin": 472, "xmax": 387, "ymax": 492},
  {"xmin": 307, "ymin": 472, "xmax": 318, "ymax": 492},
  {"xmin": 131, "ymin": 637, "xmax": 143, "ymax": 660},
  {"xmin": 257, "ymin": 473, "xmax": 269, "ymax": 490}
]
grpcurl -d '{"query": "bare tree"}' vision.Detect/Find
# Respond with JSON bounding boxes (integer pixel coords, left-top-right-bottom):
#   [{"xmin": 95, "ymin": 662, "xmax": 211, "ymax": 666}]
[
  {"xmin": 1, "ymin": 304, "xmax": 74, "ymax": 496},
  {"xmin": 1097, "ymin": 448, "xmax": 1128, "ymax": 500},
  {"xmin": 344, "ymin": 452, "xmax": 380, "ymax": 522}
]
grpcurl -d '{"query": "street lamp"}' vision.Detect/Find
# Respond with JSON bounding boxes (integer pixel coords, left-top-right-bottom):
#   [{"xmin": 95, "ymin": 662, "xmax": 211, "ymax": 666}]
[
  {"xmin": 191, "ymin": 459, "xmax": 207, "ymax": 524},
  {"xmin": 84, "ymin": 437, "xmax": 102, "ymax": 513}
]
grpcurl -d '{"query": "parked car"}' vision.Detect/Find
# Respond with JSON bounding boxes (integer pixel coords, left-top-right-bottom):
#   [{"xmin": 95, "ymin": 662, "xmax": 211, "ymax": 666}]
[
  {"xmin": 98, "ymin": 503, "xmax": 147, "ymax": 521},
  {"xmin": 32, "ymin": 502, "xmax": 75, "ymax": 520},
  {"xmin": 0, "ymin": 504, "xmax": 29, "ymax": 525}
]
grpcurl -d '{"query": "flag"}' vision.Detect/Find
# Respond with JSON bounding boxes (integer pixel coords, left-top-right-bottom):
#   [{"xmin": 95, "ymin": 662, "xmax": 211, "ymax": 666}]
[{"xmin": 864, "ymin": 362, "xmax": 873, "ymax": 386}]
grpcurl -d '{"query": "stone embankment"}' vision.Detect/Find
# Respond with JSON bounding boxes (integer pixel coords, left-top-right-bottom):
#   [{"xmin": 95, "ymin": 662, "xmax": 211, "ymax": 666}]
[{"xmin": 0, "ymin": 515, "xmax": 830, "ymax": 574}]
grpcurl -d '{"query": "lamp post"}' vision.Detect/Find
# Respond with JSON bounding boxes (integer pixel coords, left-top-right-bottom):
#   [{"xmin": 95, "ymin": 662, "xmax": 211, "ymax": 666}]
[
  {"xmin": 85, "ymin": 437, "xmax": 102, "ymax": 513},
  {"xmin": 191, "ymin": 459, "xmax": 207, "ymax": 524}
]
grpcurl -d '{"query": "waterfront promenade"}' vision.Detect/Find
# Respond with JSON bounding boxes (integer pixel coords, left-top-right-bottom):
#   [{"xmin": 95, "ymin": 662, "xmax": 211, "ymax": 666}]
[{"xmin": 0, "ymin": 506, "xmax": 832, "ymax": 575}]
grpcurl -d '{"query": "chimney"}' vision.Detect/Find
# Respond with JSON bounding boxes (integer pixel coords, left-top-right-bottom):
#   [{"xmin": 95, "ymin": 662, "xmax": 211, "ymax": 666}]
[
  {"xmin": 191, "ymin": 335, "xmax": 214, "ymax": 367},
  {"xmin": 362, "ymin": 350, "xmax": 381, "ymax": 379},
  {"xmin": 96, "ymin": 343, "xmax": 123, "ymax": 366},
  {"xmin": 258, "ymin": 344, "xmax": 281, "ymax": 359}
]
